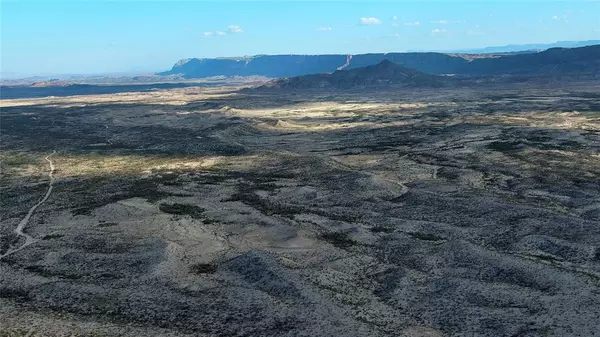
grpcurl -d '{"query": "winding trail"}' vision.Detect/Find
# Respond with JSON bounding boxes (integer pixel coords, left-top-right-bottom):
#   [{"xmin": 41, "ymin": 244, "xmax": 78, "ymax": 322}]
[
  {"xmin": 337, "ymin": 54, "xmax": 353, "ymax": 71},
  {"xmin": 0, "ymin": 151, "xmax": 56, "ymax": 260}
]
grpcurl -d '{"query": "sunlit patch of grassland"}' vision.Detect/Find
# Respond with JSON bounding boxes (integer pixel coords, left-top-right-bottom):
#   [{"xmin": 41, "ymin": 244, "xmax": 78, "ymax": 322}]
[
  {"xmin": 469, "ymin": 111, "xmax": 600, "ymax": 131},
  {"xmin": 228, "ymin": 100, "xmax": 444, "ymax": 132},
  {"xmin": 0, "ymin": 86, "xmax": 244, "ymax": 108},
  {"xmin": 0, "ymin": 152, "xmax": 48, "ymax": 183},
  {"xmin": 51, "ymin": 153, "xmax": 271, "ymax": 178},
  {"xmin": 226, "ymin": 101, "xmax": 443, "ymax": 120},
  {"xmin": 257, "ymin": 119, "xmax": 412, "ymax": 132},
  {"xmin": 520, "ymin": 147, "xmax": 600, "ymax": 168}
]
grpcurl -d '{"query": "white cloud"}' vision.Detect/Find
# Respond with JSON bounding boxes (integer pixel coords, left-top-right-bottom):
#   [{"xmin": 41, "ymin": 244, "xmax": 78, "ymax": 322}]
[
  {"xmin": 552, "ymin": 14, "xmax": 569, "ymax": 23},
  {"xmin": 391, "ymin": 23, "xmax": 399, "ymax": 27},
  {"xmin": 215, "ymin": 31, "xmax": 227, "ymax": 36},
  {"xmin": 404, "ymin": 21, "xmax": 420, "ymax": 26},
  {"xmin": 431, "ymin": 28, "xmax": 448, "ymax": 35},
  {"xmin": 552, "ymin": 14, "xmax": 570, "ymax": 23},
  {"xmin": 227, "ymin": 25, "xmax": 244, "ymax": 33},
  {"xmin": 316, "ymin": 26, "xmax": 332, "ymax": 31},
  {"xmin": 203, "ymin": 32, "xmax": 213, "ymax": 37},
  {"xmin": 360, "ymin": 17, "xmax": 381, "ymax": 25},
  {"xmin": 393, "ymin": 15, "xmax": 398, "ymax": 20}
]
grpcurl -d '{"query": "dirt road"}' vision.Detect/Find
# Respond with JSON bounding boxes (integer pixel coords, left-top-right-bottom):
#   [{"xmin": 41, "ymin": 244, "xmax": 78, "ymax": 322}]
[{"xmin": 0, "ymin": 151, "xmax": 56, "ymax": 260}]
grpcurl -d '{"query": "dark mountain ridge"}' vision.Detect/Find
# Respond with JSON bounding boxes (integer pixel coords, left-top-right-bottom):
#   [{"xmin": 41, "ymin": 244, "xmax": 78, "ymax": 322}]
[
  {"xmin": 450, "ymin": 39, "xmax": 600, "ymax": 54},
  {"xmin": 160, "ymin": 53, "xmax": 471, "ymax": 78},
  {"xmin": 268, "ymin": 60, "xmax": 447, "ymax": 89},
  {"xmin": 465, "ymin": 45, "xmax": 600, "ymax": 75},
  {"xmin": 161, "ymin": 44, "xmax": 600, "ymax": 79}
]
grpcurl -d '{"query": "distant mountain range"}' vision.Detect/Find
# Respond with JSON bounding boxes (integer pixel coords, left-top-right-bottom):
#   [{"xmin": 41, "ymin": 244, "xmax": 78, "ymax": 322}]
[
  {"xmin": 454, "ymin": 44, "xmax": 600, "ymax": 75},
  {"xmin": 263, "ymin": 45, "xmax": 600, "ymax": 90},
  {"xmin": 449, "ymin": 40, "xmax": 600, "ymax": 54},
  {"xmin": 161, "ymin": 43, "xmax": 600, "ymax": 79}
]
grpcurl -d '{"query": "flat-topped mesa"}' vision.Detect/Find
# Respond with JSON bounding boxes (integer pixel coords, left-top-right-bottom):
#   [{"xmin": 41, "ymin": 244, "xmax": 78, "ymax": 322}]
[{"xmin": 161, "ymin": 44, "xmax": 600, "ymax": 79}]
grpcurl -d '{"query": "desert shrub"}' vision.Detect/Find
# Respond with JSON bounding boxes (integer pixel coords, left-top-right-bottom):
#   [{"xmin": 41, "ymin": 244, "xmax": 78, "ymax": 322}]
[
  {"xmin": 321, "ymin": 232, "xmax": 356, "ymax": 249},
  {"xmin": 190, "ymin": 263, "xmax": 217, "ymax": 274},
  {"xmin": 159, "ymin": 203, "xmax": 205, "ymax": 219},
  {"xmin": 486, "ymin": 141, "xmax": 522, "ymax": 152},
  {"xmin": 370, "ymin": 226, "xmax": 394, "ymax": 233}
]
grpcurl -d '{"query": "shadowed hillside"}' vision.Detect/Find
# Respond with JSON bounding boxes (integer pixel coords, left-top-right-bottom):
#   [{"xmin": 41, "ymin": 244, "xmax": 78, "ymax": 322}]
[
  {"xmin": 266, "ymin": 60, "xmax": 447, "ymax": 89},
  {"xmin": 465, "ymin": 45, "xmax": 600, "ymax": 75}
]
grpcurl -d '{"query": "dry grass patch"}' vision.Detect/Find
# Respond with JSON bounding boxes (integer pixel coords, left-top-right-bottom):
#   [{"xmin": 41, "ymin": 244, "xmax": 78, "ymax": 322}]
[{"xmin": 52, "ymin": 154, "xmax": 270, "ymax": 178}]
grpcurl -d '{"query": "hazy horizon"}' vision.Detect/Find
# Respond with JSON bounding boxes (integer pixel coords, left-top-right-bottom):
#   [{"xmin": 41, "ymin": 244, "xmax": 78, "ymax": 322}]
[{"xmin": 2, "ymin": 0, "xmax": 599, "ymax": 78}]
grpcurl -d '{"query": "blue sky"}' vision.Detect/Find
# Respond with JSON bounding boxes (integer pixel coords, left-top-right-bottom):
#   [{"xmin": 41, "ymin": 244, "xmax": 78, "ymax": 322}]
[{"xmin": 1, "ymin": 0, "xmax": 599, "ymax": 77}]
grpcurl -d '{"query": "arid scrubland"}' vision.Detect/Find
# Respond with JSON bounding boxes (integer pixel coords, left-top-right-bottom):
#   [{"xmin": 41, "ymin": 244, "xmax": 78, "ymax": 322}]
[{"xmin": 1, "ymin": 83, "xmax": 600, "ymax": 336}]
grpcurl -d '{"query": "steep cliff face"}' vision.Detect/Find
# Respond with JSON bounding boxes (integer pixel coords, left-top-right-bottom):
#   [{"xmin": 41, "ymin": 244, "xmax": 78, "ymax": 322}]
[
  {"xmin": 160, "ymin": 55, "xmax": 349, "ymax": 78},
  {"xmin": 159, "ymin": 53, "xmax": 470, "ymax": 78},
  {"xmin": 160, "ymin": 45, "xmax": 600, "ymax": 79}
]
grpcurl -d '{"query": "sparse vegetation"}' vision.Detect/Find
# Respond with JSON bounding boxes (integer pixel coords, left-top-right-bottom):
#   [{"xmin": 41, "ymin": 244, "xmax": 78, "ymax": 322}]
[
  {"xmin": 1, "ymin": 81, "xmax": 599, "ymax": 337},
  {"xmin": 408, "ymin": 232, "xmax": 444, "ymax": 242},
  {"xmin": 370, "ymin": 226, "xmax": 394, "ymax": 233},
  {"xmin": 486, "ymin": 141, "xmax": 522, "ymax": 152}
]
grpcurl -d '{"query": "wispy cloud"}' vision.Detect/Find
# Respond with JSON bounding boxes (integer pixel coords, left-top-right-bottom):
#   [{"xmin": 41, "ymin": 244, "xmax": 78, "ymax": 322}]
[
  {"xmin": 431, "ymin": 28, "xmax": 448, "ymax": 35},
  {"xmin": 404, "ymin": 21, "xmax": 420, "ymax": 26},
  {"xmin": 360, "ymin": 17, "xmax": 381, "ymax": 25},
  {"xmin": 204, "ymin": 25, "xmax": 243, "ymax": 37},
  {"xmin": 227, "ymin": 25, "xmax": 244, "ymax": 33},
  {"xmin": 552, "ymin": 14, "xmax": 569, "ymax": 23},
  {"xmin": 316, "ymin": 26, "xmax": 332, "ymax": 31},
  {"xmin": 392, "ymin": 15, "xmax": 398, "ymax": 20}
]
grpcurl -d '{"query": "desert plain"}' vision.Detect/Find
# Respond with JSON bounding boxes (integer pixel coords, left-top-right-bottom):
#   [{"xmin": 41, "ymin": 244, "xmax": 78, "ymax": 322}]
[{"xmin": 1, "ymin": 82, "xmax": 600, "ymax": 336}]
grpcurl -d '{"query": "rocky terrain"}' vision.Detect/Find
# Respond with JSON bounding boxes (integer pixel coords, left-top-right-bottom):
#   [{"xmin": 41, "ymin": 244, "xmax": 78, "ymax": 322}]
[{"xmin": 1, "ymin": 79, "xmax": 600, "ymax": 336}]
